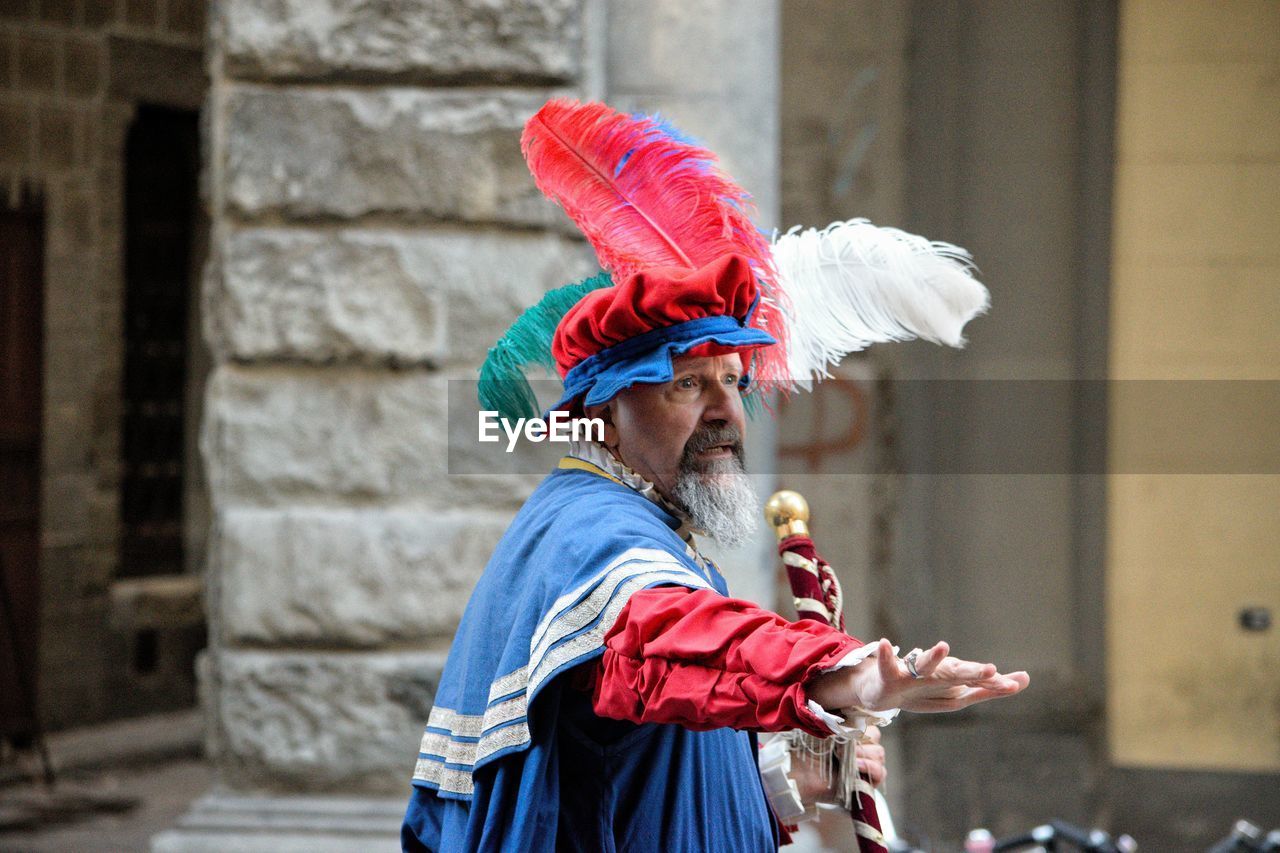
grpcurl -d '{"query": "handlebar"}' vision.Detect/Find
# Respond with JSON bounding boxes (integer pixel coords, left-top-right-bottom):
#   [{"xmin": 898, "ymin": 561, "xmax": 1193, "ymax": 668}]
[{"xmin": 991, "ymin": 820, "xmax": 1136, "ymax": 853}]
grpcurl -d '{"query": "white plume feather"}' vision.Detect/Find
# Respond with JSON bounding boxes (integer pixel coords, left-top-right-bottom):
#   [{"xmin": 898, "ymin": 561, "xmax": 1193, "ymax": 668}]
[{"xmin": 772, "ymin": 218, "xmax": 990, "ymax": 384}]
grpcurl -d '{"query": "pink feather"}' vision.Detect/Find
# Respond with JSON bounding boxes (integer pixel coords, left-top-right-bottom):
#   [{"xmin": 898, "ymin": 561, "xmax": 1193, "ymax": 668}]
[{"xmin": 521, "ymin": 98, "xmax": 790, "ymax": 387}]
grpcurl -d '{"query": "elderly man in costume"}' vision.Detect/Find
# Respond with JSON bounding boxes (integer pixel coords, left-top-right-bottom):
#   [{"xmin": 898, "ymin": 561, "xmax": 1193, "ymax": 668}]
[{"xmin": 401, "ymin": 100, "xmax": 1028, "ymax": 852}]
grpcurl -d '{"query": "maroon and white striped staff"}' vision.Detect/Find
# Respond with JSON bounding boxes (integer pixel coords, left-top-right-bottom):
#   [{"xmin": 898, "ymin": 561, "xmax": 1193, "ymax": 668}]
[{"xmin": 765, "ymin": 489, "xmax": 888, "ymax": 853}]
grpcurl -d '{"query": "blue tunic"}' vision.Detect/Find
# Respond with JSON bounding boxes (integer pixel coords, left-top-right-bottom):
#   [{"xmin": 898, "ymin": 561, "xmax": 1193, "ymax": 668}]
[{"xmin": 401, "ymin": 457, "xmax": 779, "ymax": 851}]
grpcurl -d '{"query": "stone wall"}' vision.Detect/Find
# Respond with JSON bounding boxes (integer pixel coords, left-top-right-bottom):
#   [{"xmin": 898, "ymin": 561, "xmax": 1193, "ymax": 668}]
[
  {"xmin": 161, "ymin": 5, "xmax": 784, "ymax": 848},
  {"xmin": 198, "ymin": 0, "xmax": 597, "ymax": 797},
  {"xmin": 0, "ymin": 0, "xmax": 207, "ymax": 730}
]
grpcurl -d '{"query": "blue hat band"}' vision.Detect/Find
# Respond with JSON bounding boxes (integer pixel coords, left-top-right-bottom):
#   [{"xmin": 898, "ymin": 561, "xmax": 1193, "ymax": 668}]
[{"xmin": 550, "ymin": 315, "xmax": 776, "ymax": 413}]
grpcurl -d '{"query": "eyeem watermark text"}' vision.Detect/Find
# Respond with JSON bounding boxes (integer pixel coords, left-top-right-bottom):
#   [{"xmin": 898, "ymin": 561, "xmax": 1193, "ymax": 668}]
[{"xmin": 478, "ymin": 411, "xmax": 605, "ymax": 452}]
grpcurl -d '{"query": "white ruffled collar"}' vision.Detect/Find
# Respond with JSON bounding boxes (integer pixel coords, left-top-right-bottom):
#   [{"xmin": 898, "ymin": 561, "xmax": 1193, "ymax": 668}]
[{"xmin": 566, "ymin": 441, "xmax": 706, "ymax": 543}]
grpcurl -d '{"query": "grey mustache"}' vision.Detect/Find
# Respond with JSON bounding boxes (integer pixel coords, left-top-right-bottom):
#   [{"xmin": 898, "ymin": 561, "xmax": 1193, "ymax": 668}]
[{"xmin": 683, "ymin": 425, "xmax": 743, "ymax": 456}]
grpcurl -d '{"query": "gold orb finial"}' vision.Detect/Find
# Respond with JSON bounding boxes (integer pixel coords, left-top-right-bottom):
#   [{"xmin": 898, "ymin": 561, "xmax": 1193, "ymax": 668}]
[{"xmin": 764, "ymin": 490, "xmax": 810, "ymax": 539}]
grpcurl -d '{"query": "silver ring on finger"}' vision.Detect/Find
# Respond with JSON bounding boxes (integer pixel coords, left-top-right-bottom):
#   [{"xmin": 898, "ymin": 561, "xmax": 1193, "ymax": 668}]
[{"xmin": 904, "ymin": 650, "xmax": 922, "ymax": 679}]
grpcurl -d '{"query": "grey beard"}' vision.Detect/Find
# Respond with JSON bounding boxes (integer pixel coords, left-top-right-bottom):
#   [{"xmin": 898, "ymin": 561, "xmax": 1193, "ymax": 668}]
[{"xmin": 671, "ymin": 458, "xmax": 760, "ymax": 549}]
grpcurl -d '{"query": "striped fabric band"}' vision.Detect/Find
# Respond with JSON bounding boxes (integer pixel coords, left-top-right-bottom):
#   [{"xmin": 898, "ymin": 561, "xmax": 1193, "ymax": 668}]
[
  {"xmin": 413, "ymin": 549, "xmax": 711, "ymax": 795},
  {"xmin": 792, "ymin": 596, "xmax": 833, "ymax": 623},
  {"xmin": 781, "ymin": 549, "xmax": 821, "ymax": 577}
]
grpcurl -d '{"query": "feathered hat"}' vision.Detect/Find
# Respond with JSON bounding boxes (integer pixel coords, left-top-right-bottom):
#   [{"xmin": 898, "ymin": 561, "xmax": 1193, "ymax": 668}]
[{"xmin": 478, "ymin": 98, "xmax": 989, "ymax": 420}]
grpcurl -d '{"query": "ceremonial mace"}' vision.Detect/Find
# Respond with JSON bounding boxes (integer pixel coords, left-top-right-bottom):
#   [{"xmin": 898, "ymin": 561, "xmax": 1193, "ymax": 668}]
[{"xmin": 765, "ymin": 490, "xmax": 889, "ymax": 853}]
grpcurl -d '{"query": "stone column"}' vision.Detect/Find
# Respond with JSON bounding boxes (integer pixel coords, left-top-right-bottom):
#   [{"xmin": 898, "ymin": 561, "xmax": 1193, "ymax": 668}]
[
  {"xmin": 604, "ymin": 0, "xmax": 782, "ymax": 606},
  {"xmin": 157, "ymin": 1, "xmax": 783, "ymax": 848},
  {"xmin": 155, "ymin": 1, "xmax": 595, "ymax": 849}
]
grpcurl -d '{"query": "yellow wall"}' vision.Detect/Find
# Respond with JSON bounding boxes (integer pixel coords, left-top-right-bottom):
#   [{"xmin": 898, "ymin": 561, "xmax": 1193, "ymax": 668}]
[{"xmin": 1108, "ymin": 0, "xmax": 1280, "ymax": 770}]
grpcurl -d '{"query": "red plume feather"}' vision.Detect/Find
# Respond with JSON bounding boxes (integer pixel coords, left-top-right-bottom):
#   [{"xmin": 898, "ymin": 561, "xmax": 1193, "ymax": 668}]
[{"xmin": 521, "ymin": 98, "xmax": 790, "ymax": 387}]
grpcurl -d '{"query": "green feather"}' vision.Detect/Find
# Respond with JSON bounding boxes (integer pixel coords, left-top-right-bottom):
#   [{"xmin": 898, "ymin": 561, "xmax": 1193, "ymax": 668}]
[{"xmin": 478, "ymin": 272, "xmax": 615, "ymax": 421}]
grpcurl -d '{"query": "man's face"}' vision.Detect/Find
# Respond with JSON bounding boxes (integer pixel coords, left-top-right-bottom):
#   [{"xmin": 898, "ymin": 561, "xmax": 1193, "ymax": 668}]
[{"xmin": 590, "ymin": 352, "xmax": 748, "ymax": 502}]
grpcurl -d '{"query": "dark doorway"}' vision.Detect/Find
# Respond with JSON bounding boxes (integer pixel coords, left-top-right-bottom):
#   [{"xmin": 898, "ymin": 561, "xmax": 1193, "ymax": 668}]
[
  {"xmin": 0, "ymin": 191, "xmax": 45, "ymax": 745},
  {"xmin": 119, "ymin": 107, "xmax": 199, "ymax": 580}
]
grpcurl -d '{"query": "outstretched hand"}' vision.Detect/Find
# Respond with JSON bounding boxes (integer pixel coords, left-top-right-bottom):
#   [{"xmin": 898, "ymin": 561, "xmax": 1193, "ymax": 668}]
[{"xmin": 808, "ymin": 639, "xmax": 1029, "ymax": 714}]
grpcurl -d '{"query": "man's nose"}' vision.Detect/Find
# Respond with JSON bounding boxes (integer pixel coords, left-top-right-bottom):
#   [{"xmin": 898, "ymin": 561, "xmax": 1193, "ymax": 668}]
[{"xmin": 701, "ymin": 379, "xmax": 739, "ymax": 423}]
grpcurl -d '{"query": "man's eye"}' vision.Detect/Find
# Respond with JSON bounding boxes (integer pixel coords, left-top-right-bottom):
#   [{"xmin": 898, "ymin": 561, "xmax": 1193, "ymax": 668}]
[
  {"xmin": 675, "ymin": 376, "xmax": 697, "ymax": 390},
  {"xmin": 723, "ymin": 374, "xmax": 740, "ymax": 386}
]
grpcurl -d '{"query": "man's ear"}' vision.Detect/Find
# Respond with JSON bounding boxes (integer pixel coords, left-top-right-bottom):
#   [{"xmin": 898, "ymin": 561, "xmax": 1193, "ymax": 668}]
[{"xmin": 583, "ymin": 402, "xmax": 619, "ymax": 450}]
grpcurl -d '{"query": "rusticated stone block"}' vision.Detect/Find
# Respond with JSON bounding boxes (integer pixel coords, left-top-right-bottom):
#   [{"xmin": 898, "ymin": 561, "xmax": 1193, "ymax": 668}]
[
  {"xmin": 211, "ymin": 227, "xmax": 594, "ymax": 366},
  {"xmin": 218, "ymin": 506, "xmax": 508, "ymax": 646},
  {"xmin": 202, "ymin": 365, "xmax": 442, "ymax": 502},
  {"xmin": 430, "ymin": 230, "xmax": 595, "ymax": 368},
  {"xmin": 214, "ymin": 229, "xmax": 443, "ymax": 364},
  {"xmin": 210, "ymin": 649, "xmax": 446, "ymax": 793},
  {"xmin": 109, "ymin": 574, "xmax": 204, "ymax": 631},
  {"xmin": 224, "ymin": 87, "xmax": 566, "ymax": 224},
  {"xmin": 200, "ymin": 365, "xmax": 543, "ymax": 507},
  {"xmin": 222, "ymin": 0, "xmax": 582, "ymax": 84}
]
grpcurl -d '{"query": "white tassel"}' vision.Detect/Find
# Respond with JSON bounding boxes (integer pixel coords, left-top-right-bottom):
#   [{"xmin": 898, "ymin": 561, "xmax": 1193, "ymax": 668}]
[
  {"xmin": 780, "ymin": 730, "xmax": 865, "ymax": 813},
  {"xmin": 772, "ymin": 218, "xmax": 991, "ymax": 384}
]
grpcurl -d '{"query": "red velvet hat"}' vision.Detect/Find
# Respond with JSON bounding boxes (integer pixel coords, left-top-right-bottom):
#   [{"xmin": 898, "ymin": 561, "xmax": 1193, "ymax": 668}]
[{"xmin": 548, "ymin": 254, "xmax": 776, "ymax": 410}]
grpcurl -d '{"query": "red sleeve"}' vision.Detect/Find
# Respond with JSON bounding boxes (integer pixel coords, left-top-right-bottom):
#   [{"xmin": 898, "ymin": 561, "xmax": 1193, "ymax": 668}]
[{"xmin": 592, "ymin": 586, "xmax": 863, "ymax": 736}]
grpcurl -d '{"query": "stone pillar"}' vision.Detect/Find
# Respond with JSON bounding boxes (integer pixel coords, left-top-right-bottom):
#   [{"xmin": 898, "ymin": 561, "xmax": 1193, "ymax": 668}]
[
  {"xmin": 604, "ymin": 0, "xmax": 782, "ymax": 606},
  {"xmin": 155, "ymin": 1, "xmax": 596, "ymax": 849},
  {"xmin": 157, "ymin": 2, "xmax": 784, "ymax": 848}
]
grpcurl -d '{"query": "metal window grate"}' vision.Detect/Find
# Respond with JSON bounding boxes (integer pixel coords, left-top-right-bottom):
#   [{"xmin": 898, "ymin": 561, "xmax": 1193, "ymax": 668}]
[{"xmin": 119, "ymin": 106, "xmax": 199, "ymax": 579}]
